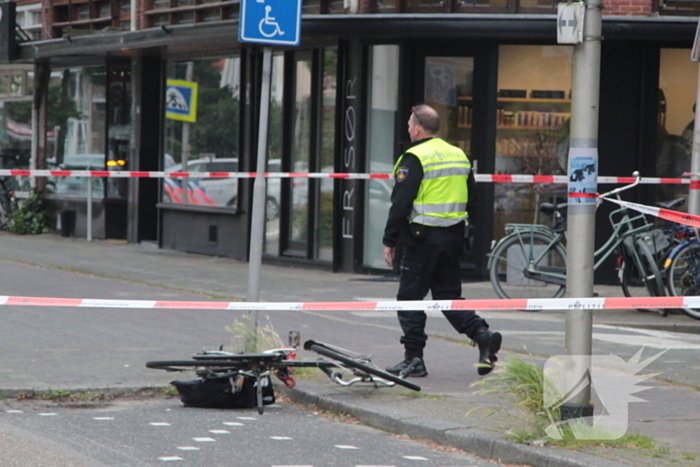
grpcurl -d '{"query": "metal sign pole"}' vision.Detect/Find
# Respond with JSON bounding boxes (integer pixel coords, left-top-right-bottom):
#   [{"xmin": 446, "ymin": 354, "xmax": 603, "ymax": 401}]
[
  {"xmin": 689, "ymin": 19, "xmax": 700, "ymax": 215},
  {"xmin": 240, "ymin": 0, "xmax": 301, "ymax": 351},
  {"xmin": 563, "ymin": 0, "xmax": 602, "ymax": 420},
  {"xmin": 246, "ymin": 46, "xmax": 272, "ymax": 351},
  {"xmin": 690, "ymin": 66, "xmax": 700, "ymax": 215}
]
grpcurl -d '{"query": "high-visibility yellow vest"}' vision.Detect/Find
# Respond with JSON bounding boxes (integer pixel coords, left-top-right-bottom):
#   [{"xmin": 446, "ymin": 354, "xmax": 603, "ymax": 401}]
[{"xmin": 393, "ymin": 138, "xmax": 471, "ymax": 227}]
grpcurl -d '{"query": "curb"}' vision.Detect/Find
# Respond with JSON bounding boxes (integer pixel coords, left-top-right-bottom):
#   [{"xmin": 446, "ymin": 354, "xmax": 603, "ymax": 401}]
[
  {"xmin": 0, "ymin": 386, "xmax": 171, "ymax": 401},
  {"xmin": 277, "ymin": 384, "xmax": 629, "ymax": 467}
]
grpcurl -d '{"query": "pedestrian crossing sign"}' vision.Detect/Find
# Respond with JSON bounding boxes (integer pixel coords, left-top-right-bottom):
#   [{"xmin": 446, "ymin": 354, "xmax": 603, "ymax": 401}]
[{"xmin": 166, "ymin": 80, "xmax": 198, "ymax": 122}]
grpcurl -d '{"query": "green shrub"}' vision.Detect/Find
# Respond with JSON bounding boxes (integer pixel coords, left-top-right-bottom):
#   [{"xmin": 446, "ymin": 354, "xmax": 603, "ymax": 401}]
[{"xmin": 8, "ymin": 190, "xmax": 57, "ymax": 235}]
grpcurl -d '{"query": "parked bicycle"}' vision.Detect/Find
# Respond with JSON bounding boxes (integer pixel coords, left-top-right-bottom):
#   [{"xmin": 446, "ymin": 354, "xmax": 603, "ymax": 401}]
[
  {"xmin": 0, "ymin": 176, "xmax": 18, "ymax": 230},
  {"xmin": 663, "ymin": 226, "xmax": 700, "ymax": 320},
  {"xmin": 487, "ymin": 173, "xmax": 665, "ymax": 306}
]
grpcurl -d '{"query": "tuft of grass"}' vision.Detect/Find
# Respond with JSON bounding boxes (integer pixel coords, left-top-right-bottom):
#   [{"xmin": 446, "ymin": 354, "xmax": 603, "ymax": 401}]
[
  {"xmin": 469, "ymin": 354, "xmax": 682, "ymax": 458},
  {"xmin": 225, "ymin": 313, "xmax": 284, "ymax": 354},
  {"xmin": 472, "ymin": 353, "xmax": 555, "ymax": 441}
]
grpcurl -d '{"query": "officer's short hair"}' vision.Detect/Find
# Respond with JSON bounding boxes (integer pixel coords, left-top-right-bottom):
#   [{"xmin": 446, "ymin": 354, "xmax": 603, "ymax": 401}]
[{"xmin": 411, "ymin": 104, "xmax": 440, "ymax": 134}]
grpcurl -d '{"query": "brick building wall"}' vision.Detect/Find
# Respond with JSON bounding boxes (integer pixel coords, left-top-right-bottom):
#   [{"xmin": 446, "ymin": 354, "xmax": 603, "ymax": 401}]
[{"xmin": 603, "ymin": 0, "xmax": 654, "ymax": 15}]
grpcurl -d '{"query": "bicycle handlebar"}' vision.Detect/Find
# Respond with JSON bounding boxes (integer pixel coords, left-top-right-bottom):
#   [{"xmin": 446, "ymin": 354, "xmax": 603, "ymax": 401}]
[{"xmin": 597, "ymin": 171, "xmax": 641, "ymax": 200}]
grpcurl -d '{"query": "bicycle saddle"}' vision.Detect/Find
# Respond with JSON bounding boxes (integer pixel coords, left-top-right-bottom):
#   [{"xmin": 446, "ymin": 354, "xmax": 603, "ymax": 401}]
[
  {"xmin": 539, "ymin": 202, "xmax": 568, "ymax": 216},
  {"xmin": 656, "ymin": 198, "xmax": 685, "ymax": 210}
]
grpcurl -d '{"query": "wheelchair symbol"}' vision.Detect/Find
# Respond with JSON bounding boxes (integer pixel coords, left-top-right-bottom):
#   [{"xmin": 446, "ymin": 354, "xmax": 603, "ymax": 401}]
[{"xmin": 258, "ymin": 5, "xmax": 285, "ymax": 38}]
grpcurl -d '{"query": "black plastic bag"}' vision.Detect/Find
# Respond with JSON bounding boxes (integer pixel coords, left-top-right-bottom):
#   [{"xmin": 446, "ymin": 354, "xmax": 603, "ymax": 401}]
[{"xmin": 171, "ymin": 374, "xmax": 275, "ymax": 409}]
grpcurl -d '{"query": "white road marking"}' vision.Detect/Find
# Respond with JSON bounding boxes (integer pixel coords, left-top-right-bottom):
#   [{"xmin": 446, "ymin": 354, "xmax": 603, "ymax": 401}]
[
  {"xmin": 335, "ymin": 445, "xmax": 359, "ymax": 449},
  {"xmin": 39, "ymin": 413, "xmax": 57, "ymax": 416},
  {"xmin": 209, "ymin": 430, "xmax": 230, "ymax": 434},
  {"xmin": 403, "ymin": 456, "xmax": 428, "ymax": 460},
  {"xmin": 158, "ymin": 457, "xmax": 183, "ymax": 461},
  {"xmin": 193, "ymin": 437, "xmax": 216, "ymax": 442},
  {"xmin": 270, "ymin": 436, "xmax": 293, "ymax": 440},
  {"xmin": 93, "ymin": 417, "xmax": 114, "ymax": 420},
  {"xmin": 176, "ymin": 447, "xmax": 199, "ymax": 451},
  {"xmin": 150, "ymin": 422, "xmax": 171, "ymax": 426},
  {"xmin": 223, "ymin": 422, "xmax": 244, "ymax": 426},
  {"xmin": 237, "ymin": 416, "xmax": 257, "ymax": 420},
  {"xmin": 5, "ymin": 410, "xmax": 22, "ymax": 413}
]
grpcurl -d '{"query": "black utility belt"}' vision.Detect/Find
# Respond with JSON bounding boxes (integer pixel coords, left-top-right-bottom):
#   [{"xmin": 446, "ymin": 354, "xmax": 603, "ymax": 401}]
[{"xmin": 409, "ymin": 222, "xmax": 464, "ymax": 239}]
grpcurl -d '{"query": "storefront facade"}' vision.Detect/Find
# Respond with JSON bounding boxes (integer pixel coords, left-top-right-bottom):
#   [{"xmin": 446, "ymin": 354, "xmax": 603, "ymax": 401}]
[{"xmin": 3, "ymin": 0, "xmax": 699, "ymax": 279}]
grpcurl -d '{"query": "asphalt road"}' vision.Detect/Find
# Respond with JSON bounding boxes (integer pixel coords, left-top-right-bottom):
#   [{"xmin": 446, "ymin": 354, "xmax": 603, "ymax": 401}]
[{"xmin": 0, "ymin": 397, "xmax": 513, "ymax": 467}]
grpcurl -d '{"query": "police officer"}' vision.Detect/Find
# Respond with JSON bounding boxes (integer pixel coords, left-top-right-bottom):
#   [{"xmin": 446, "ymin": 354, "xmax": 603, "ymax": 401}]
[{"xmin": 383, "ymin": 104, "xmax": 501, "ymax": 378}]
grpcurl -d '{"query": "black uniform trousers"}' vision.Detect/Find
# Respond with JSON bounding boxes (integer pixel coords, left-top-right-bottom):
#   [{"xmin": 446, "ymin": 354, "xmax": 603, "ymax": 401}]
[{"xmin": 396, "ymin": 222, "xmax": 487, "ymax": 358}]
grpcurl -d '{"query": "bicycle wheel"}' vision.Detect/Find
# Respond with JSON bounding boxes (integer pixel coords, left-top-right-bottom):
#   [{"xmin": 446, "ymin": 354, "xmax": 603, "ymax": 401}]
[
  {"xmin": 620, "ymin": 256, "xmax": 651, "ymax": 298},
  {"xmin": 0, "ymin": 196, "xmax": 10, "ymax": 228},
  {"xmin": 667, "ymin": 242, "xmax": 700, "ymax": 320},
  {"xmin": 489, "ymin": 232, "xmax": 567, "ymax": 300},
  {"xmin": 303, "ymin": 340, "xmax": 421, "ymax": 392},
  {"xmin": 619, "ymin": 239, "xmax": 667, "ymax": 314}
]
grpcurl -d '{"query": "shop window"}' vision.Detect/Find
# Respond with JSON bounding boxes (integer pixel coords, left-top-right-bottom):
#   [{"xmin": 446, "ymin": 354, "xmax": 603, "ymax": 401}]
[
  {"xmin": 163, "ymin": 57, "xmax": 241, "ymax": 208},
  {"xmin": 47, "ymin": 67, "xmax": 107, "ymax": 198},
  {"xmin": 363, "ymin": 45, "xmax": 400, "ymax": 270},
  {"xmin": 0, "ymin": 68, "xmax": 34, "ymax": 193},
  {"xmin": 494, "ymin": 45, "xmax": 572, "ymax": 241},
  {"xmin": 656, "ymin": 48, "xmax": 697, "ymax": 206},
  {"xmin": 105, "ymin": 64, "xmax": 131, "ymax": 199}
]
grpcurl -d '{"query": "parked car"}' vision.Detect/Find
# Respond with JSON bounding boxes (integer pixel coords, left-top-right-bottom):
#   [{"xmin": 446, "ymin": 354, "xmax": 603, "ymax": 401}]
[
  {"xmin": 49, "ymin": 153, "xmax": 105, "ymax": 197},
  {"xmin": 164, "ymin": 157, "xmax": 239, "ymax": 208},
  {"xmin": 164, "ymin": 156, "xmax": 280, "ymax": 220}
]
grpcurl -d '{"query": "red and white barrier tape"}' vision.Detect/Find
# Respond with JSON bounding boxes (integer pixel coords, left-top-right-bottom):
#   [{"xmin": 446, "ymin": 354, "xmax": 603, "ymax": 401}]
[
  {"xmin": 0, "ymin": 169, "xmax": 691, "ymax": 185},
  {"xmin": 0, "ymin": 294, "xmax": 696, "ymax": 311},
  {"xmin": 603, "ymin": 197, "xmax": 700, "ymax": 229}
]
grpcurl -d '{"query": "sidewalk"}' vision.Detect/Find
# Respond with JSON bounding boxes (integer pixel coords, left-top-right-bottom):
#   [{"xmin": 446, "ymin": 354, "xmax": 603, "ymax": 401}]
[{"xmin": 1, "ymin": 232, "xmax": 700, "ymax": 467}]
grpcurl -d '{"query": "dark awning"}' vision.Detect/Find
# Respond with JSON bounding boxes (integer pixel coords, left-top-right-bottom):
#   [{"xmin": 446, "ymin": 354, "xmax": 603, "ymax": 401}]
[{"xmin": 16, "ymin": 14, "xmax": 698, "ymax": 64}]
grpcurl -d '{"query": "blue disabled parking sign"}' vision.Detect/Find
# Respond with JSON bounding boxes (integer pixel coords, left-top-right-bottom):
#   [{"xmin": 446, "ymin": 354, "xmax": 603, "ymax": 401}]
[{"xmin": 239, "ymin": 0, "xmax": 302, "ymax": 46}]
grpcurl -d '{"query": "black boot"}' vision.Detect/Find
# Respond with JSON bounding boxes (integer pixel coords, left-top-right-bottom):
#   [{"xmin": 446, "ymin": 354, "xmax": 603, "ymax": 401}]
[
  {"xmin": 473, "ymin": 327, "xmax": 502, "ymax": 376},
  {"xmin": 386, "ymin": 351, "xmax": 428, "ymax": 377}
]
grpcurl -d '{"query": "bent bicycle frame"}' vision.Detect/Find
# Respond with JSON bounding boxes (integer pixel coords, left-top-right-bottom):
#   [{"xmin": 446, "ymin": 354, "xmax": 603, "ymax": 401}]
[{"xmin": 146, "ymin": 339, "xmax": 421, "ymax": 414}]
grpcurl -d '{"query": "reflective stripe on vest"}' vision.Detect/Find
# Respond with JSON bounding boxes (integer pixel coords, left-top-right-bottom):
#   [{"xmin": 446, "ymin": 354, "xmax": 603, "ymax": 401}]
[{"xmin": 393, "ymin": 138, "xmax": 471, "ymax": 227}]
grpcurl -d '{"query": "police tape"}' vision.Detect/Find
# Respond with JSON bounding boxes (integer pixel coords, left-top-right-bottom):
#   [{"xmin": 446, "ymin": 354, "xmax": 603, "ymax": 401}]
[
  {"xmin": 0, "ymin": 294, "xmax": 695, "ymax": 311},
  {"xmin": 0, "ymin": 169, "xmax": 690, "ymax": 185},
  {"xmin": 602, "ymin": 196, "xmax": 700, "ymax": 229}
]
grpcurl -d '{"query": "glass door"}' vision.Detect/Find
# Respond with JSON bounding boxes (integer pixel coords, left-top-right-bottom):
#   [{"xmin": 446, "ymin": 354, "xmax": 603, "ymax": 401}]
[
  {"xmin": 280, "ymin": 49, "xmax": 337, "ymax": 261},
  {"xmin": 284, "ymin": 52, "xmax": 312, "ymax": 256}
]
